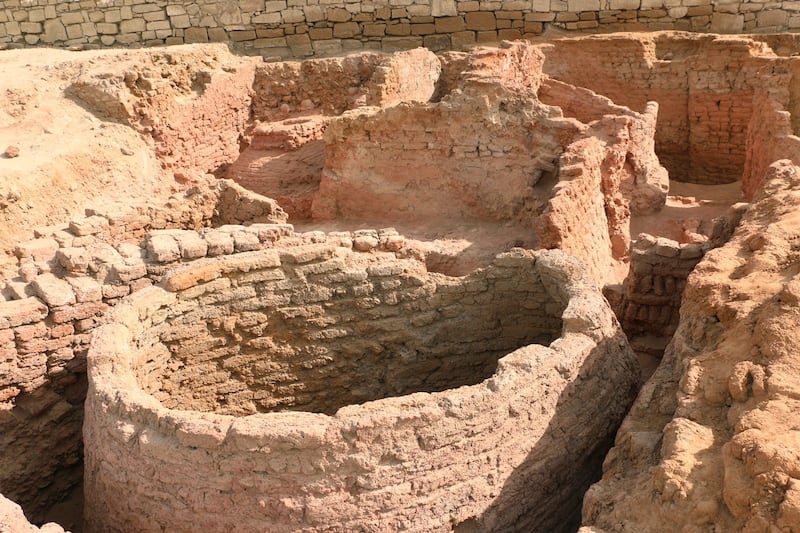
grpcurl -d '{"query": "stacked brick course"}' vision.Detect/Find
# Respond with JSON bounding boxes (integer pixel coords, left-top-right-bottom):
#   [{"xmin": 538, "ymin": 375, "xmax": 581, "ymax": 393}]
[
  {"xmin": 0, "ymin": 179, "xmax": 286, "ymax": 518},
  {"xmin": 618, "ymin": 203, "xmax": 746, "ymax": 338},
  {"xmin": 542, "ymin": 34, "xmax": 779, "ymax": 185},
  {"xmin": 7, "ymin": 0, "xmax": 800, "ymax": 57},
  {"xmin": 84, "ymin": 248, "xmax": 639, "ymax": 532}
]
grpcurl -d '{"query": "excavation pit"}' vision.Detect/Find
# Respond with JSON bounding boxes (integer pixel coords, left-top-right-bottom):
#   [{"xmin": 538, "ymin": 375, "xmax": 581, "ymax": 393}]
[
  {"xmin": 84, "ymin": 247, "xmax": 639, "ymax": 532},
  {"xmin": 4, "ymin": 30, "xmax": 797, "ymax": 533}
]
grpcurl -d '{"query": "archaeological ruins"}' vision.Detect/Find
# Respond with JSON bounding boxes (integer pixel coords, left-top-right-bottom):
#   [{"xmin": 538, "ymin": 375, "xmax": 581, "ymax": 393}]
[{"xmin": 4, "ymin": 1, "xmax": 800, "ymax": 531}]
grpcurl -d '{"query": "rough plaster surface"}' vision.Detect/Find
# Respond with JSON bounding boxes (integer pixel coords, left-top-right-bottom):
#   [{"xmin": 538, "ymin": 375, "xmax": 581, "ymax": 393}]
[
  {"xmin": 84, "ymin": 248, "xmax": 638, "ymax": 532},
  {"xmin": 581, "ymin": 161, "xmax": 800, "ymax": 532},
  {"xmin": 3, "ymin": 31, "xmax": 800, "ymax": 533}
]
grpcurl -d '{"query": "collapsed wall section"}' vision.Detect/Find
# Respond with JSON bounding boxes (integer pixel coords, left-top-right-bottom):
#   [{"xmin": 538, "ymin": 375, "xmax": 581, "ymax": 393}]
[
  {"xmin": 84, "ymin": 248, "xmax": 639, "ymax": 532},
  {"xmin": 534, "ymin": 101, "xmax": 667, "ymax": 286}
]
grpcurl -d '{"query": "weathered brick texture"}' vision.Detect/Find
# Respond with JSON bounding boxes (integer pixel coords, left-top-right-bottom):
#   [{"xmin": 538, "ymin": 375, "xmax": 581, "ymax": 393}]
[{"xmin": 84, "ymin": 248, "xmax": 639, "ymax": 532}]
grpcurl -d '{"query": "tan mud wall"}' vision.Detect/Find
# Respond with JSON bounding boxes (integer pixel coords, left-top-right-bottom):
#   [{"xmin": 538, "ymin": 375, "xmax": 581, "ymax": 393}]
[
  {"xmin": 6, "ymin": 0, "xmax": 800, "ymax": 57},
  {"xmin": 0, "ymin": 180, "xmax": 285, "ymax": 520},
  {"xmin": 534, "ymin": 104, "xmax": 667, "ymax": 286},
  {"xmin": 251, "ymin": 48, "xmax": 441, "ymax": 119},
  {"xmin": 313, "ymin": 93, "xmax": 574, "ymax": 223},
  {"xmin": 741, "ymin": 55, "xmax": 800, "ymax": 198},
  {"xmin": 139, "ymin": 247, "xmax": 563, "ymax": 416},
  {"xmin": 84, "ymin": 249, "xmax": 639, "ymax": 532},
  {"xmin": 67, "ymin": 46, "xmax": 261, "ymax": 177}
]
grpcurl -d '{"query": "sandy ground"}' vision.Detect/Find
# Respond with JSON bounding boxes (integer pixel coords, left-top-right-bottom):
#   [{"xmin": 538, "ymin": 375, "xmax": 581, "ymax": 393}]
[
  {"xmin": 631, "ymin": 180, "xmax": 744, "ymax": 241},
  {"xmin": 0, "ymin": 47, "xmax": 178, "ymax": 279}
]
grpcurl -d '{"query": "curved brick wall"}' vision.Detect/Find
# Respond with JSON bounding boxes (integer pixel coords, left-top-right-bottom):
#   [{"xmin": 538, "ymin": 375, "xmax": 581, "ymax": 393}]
[
  {"xmin": 5, "ymin": 0, "xmax": 800, "ymax": 58},
  {"xmin": 139, "ymin": 245, "xmax": 565, "ymax": 415},
  {"xmin": 84, "ymin": 247, "xmax": 639, "ymax": 532}
]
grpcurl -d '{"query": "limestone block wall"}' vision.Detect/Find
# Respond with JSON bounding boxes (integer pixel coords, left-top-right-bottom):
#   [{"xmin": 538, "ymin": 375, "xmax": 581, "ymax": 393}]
[
  {"xmin": 541, "ymin": 33, "xmax": 777, "ymax": 185},
  {"xmin": 7, "ymin": 0, "xmax": 800, "ymax": 57},
  {"xmin": 0, "ymin": 179, "xmax": 285, "ymax": 520},
  {"xmin": 84, "ymin": 248, "xmax": 640, "ymax": 532}
]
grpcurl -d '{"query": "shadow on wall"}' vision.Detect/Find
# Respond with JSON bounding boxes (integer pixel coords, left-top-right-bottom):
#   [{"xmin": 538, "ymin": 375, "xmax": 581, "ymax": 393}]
[
  {"xmin": 0, "ymin": 371, "xmax": 86, "ymax": 529},
  {"xmin": 468, "ymin": 329, "xmax": 639, "ymax": 533}
]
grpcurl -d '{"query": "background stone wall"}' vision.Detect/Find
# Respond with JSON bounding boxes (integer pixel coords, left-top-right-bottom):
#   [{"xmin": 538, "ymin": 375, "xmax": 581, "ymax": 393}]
[{"xmin": 4, "ymin": 0, "xmax": 800, "ymax": 58}]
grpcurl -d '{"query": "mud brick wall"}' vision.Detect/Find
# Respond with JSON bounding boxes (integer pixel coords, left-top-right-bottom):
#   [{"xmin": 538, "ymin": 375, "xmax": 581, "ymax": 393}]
[
  {"xmin": 534, "ymin": 105, "xmax": 667, "ymax": 286},
  {"xmin": 620, "ymin": 203, "xmax": 746, "ymax": 337},
  {"xmin": 619, "ymin": 235, "xmax": 706, "ymax": 337},
  {"xmin": 314, "ymin": 90, "xmax": 576, "ymax": 224},
  {"xmin": 0, "ymin": 181, "xmax": 285, "ymax": 521},
  {"xmin": 8, "ymin": 0, "xmax": 800, "ymax": 56},
  {"xmin": 541, "ymin": 34, "xmax": 776, "ymax": 185},
  {"xmin": 84, "ymin": 248, "xmax": 640, "ymax": 532},
  {"xmin": 67, "ymin": 46, "xmax": 262, "ymax": 177},
  {"xmin": 741, "ymin": 56, "xmax": 800, "ymax": 200},
  {"xmin": 252, "ymin": 47, "xmax": 440, "ymax": 119},
  {"xmin": 309, "ymin": 43, "xmax": 569, "ymax": 224}
]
